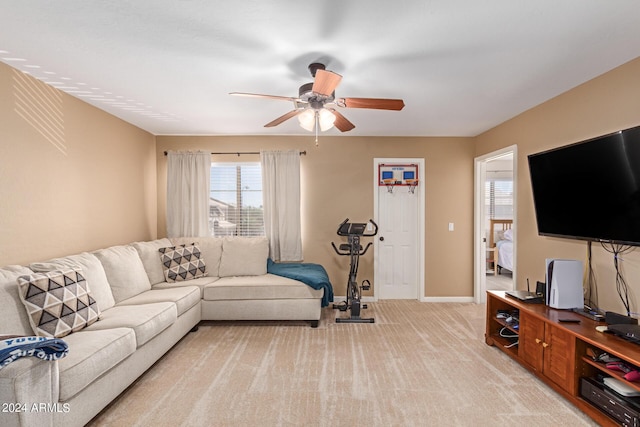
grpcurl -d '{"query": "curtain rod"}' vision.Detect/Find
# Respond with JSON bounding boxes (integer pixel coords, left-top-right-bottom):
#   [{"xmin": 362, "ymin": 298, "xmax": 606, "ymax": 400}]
[{"xmin": 163, "ymin": 150, "xmax": 306, "ymax": 156}]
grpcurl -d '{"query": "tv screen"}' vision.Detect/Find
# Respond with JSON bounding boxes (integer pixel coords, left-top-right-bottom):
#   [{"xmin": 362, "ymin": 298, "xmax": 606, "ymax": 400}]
[{"xmin": 528, "ymin": 125, "xmax": 640, "ymax": 246}]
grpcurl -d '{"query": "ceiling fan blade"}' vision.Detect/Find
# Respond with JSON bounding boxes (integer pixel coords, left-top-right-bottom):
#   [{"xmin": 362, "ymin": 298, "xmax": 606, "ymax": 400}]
[
  {"xmin": 230, "ymin": 92, "xmax": 297, "ymax": 102},
  {"xmin": 312, "ymin": 69, "xmax": 342, "ymax": 96},
  {"xmin": 264, "ymin": 110, "xmax": 302, "ymax": 127},
  {"xmin": 328, "ymin": 109, "xmax": 355, "ymax": 132},
  {"xmin": 338, "ymin": 97, "xmax": 405, "ymax": 111}
]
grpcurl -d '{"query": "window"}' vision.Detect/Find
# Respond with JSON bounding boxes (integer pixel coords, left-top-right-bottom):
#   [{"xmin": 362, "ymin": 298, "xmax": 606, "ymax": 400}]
[
  {"xmin": 485, "ymin": 179, "xmax": 513, "ymax": 220},
  {"xmin": 210, "ymin": 162, "xmax": 264, "ymax": 237}
]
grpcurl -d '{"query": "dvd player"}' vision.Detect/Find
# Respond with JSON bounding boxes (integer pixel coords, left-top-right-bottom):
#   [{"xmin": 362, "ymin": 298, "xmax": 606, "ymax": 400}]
[
  {"xmin": 608, "ymin": 324, "xmax": 640, "ymax": 344},
  {"xmin": 581, "ymin": 377, "xmax": 640, "ymax": 426}
]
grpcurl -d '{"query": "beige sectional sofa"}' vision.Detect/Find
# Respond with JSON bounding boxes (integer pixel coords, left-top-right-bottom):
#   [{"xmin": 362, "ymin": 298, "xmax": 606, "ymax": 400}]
[{"xmin": 0, "ymin": 237, "xmax": 324, "ymax": 427}]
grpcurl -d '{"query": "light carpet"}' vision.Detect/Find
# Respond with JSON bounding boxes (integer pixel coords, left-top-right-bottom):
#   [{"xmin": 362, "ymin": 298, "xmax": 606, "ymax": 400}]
[{"xmin": 89, "ymin": 301, "xmax": 597, "ymax": 426}]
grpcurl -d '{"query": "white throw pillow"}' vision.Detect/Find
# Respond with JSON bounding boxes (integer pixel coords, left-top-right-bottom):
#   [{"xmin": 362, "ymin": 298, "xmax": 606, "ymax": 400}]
[
  {"xmin": 30, "ymin": 252, "xmax": 116, "ymax": 312},
  {"xmin": 503, "ymin": 228, "xmax": 514, "ymax": 241},
  {"xmin": 93, "ymin": 245, "xmax": 151, "ymax": 303},
  {"xmin": 131, "ymin": 238, "xmax": 173, "ymax": 285},
  {"xmin": 0, "ymin": 265, "xmax": 38, "ymax": 335},
  {"xmin": 219, "ymin": 237, "xmax": 269, "ymax": 277},
  {"xmin": 170, "ymin": 237, "xmax": 223, "ymax": 277}
]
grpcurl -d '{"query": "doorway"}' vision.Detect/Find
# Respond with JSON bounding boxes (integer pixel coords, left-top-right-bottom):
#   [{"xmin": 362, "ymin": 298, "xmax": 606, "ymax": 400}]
[
  {"xmin": 373, "ymin": 158, "xmax": 425, "ymax": 300},
  {"xmin": 474, "ymin": 147, "xmax": 517, "ymax": 304}
]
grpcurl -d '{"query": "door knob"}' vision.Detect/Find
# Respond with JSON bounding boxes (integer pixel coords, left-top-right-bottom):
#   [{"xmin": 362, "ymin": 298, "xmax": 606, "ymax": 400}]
[{"xmin": 379, "ymin": 236, "xmax": 384, "ymax": 241}]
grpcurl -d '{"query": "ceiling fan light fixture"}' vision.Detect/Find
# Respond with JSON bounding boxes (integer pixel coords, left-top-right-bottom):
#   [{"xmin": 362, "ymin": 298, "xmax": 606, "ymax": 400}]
[
  {"xmin": 318, "ymin": 108, "xmax": 336, "ymax": 131},
  {"xmin": 297, "ymin": 108, "xmax": 316, "ymax": 131}
]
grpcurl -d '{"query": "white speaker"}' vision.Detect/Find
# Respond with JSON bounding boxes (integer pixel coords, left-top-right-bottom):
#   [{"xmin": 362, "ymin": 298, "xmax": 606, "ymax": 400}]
[{"xmin": 545, "ymin": 259, "xmax": 584, "ymax": 309}]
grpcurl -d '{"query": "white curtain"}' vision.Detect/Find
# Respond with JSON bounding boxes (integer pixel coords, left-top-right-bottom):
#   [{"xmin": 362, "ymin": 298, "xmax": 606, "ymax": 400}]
[
  {"xmin": 261, "ymin": 150, "xmax": 302, "ymax": 261},
  {"xmin": 166, "ymin": 151, "xmax": 211, "ymax": 238}
]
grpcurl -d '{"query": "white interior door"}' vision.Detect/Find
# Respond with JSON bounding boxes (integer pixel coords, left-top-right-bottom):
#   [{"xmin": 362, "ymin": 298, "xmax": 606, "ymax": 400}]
[{"xmin": 374, "ymin": 159, "xmax": 424, "ymax": 300}]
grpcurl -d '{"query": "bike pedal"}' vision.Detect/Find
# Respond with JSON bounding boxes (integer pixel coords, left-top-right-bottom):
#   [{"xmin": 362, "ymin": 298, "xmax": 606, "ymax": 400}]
[{"xmin": 362, "ymin": 304, "xmax": 368, "ymax": 309}]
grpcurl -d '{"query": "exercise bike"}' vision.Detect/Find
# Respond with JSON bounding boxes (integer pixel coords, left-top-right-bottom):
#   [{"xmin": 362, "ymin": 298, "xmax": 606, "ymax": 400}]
[{"xmin": 331, "ymin": 218, "xmax": 378, "ymax": 323}]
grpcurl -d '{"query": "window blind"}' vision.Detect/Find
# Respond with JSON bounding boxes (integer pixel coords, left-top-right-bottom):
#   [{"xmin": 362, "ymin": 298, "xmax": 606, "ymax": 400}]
[
  {"xmin": 485, "ymin": 179, "xmax": 513, "ymax": 220},
  {"xmin": 210, "ymin": 162, "xmax": 264, "ymax": 237}
]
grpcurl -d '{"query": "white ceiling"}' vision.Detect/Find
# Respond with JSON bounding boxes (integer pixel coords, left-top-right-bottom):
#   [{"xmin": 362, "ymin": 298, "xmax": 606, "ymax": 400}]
[{"xmin": 2, "ymin": 1, "xmax": 640, "ymax": 137}]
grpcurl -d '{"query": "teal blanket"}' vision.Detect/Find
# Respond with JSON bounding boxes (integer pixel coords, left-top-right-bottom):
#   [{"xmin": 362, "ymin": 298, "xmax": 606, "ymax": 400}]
[{"xmin": 267, "ymin": 259, "xmax": 334, "ymax": 307}]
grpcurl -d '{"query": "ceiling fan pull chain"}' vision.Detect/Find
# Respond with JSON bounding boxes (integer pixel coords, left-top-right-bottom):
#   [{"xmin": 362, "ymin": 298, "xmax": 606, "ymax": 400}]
[{"xmin": 315, "ymin": 111, "xmax": 319, "ymax": 146}]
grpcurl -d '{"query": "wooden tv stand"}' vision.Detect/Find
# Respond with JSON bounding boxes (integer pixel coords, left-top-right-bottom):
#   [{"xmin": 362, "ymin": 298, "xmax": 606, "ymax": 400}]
[{"xmin": 486, "ymin": 290, "xmax": 640, "ymax": 426}]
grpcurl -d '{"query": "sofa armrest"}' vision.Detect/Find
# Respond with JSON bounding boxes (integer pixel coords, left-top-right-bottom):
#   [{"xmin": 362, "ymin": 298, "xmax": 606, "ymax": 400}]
[{"xmin": 0, "ymin": 358, "xmax": 59, "ymax": 427}]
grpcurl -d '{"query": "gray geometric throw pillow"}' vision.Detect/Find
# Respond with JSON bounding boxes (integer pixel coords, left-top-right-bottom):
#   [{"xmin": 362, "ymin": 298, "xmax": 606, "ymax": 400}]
[
  {"xmin": 158, "ymin": 244, "xmax": 207, "ymax": 283},
  {"xmin": 17, "ymin": 268, "xmax": 100, "ymax": 338}
]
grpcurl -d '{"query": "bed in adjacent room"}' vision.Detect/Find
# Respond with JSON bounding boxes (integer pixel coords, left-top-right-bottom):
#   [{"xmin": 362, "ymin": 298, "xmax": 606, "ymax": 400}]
[{"xmin": 489, "ymin": 219, "xmax": 513, "ymax": 274}]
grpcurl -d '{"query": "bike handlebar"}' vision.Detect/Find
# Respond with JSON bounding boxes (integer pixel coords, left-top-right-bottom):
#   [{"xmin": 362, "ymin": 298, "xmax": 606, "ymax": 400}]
[{"xmin": 335, "ymin": 218, "xmax": 378, "ymax": 237}]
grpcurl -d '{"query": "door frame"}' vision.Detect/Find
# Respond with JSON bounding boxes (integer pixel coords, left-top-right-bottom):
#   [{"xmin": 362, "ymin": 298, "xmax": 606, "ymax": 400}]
[
  {"xmin": 473, "ymin": 145, "xmax": 517, "ymax": 304},
  {"xmin": 373, "ymin": 157, "xmax": 426, "ymax": 301}
]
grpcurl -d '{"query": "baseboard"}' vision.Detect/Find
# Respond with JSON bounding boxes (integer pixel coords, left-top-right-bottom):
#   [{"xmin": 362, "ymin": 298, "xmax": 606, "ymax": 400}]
[
  {"xmin": 421, "ymin": 296, "xmax": 475, "ymax": 303},
  {"xmin": 334, "ymin": 296, "xmax": 474, "ymax": 303},
  {"xmin": 332, "ymin": 296, "xmax": 377, "ymax": 303}
]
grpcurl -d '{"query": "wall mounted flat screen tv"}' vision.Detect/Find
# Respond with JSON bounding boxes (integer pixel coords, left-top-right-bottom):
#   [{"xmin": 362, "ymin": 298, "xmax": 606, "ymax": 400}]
[{"xmin": 528, "ymin": 125, "xmax": 640, "ymax": 246}]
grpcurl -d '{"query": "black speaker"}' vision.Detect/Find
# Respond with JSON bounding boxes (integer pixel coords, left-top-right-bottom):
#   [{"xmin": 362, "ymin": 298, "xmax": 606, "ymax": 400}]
[{"xmin": 536, "ymin": 281, "xmax": 546, "ymax": 302}]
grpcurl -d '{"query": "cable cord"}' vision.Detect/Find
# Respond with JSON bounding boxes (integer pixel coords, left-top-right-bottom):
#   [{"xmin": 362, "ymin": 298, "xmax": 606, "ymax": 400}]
[
  {"xmin": 499, "ymin": 327, "xmax": 518, "ymax": 339},
  {"xmin": 585, "ymin": 241, "xmax": 599, "ymax": 311},
  {"xmin": 601, "ymin": 242, "xmax": 634, "ymax": 316}
]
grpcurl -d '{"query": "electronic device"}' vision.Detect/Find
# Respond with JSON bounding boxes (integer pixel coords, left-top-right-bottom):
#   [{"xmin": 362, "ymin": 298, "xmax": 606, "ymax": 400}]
[
  {"xmin": 505, "ymin": 278, "xmax": 544, "ymax": 303},
  {"xmin": 581, "ymin": 377, "xmax": 640, "ymax": 425},
  {"xmin": 528, "ymin": 124, "xmax": 640, "ymax": 246},
  {"xmin": 545, "ymin": 259, "xmax": 584, "ymax": 309},
  {"xmin": 604, "ymin": 377, "xmax": 640, "ymax": 397},
  {"xmin": 607, "ymin": 311, "xmax": 639, "ymax": 326},
  {"xmin": 505, "ymin": 290, "xmax": 544, "ymax": 303},
  {"xmin": 608, "ymin": 324, "xmax": 640, "ymax": 344},
  {"xmin": 535, "ymin": 280, "xmax": 546, "ymax": 302},
  {"xmin": 559, "ymin": 318, "xmax": 580, "ymax": 323},
  {"xmin": 572, "ymin": 307, "xmax": 606, "ymax": 322}
]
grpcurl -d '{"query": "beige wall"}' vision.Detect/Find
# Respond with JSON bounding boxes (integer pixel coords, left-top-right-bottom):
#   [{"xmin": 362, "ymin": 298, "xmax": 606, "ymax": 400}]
[
  {"xmin": 475, "ymin": 56, "xmax": 640, "ymax": 314},
  {"xmin": 7, "ymin": 52, "xmax": 638, "ymax": 306},
  {"xmin": 0, "ymin": 62, "xmax": 157, "ymax": 265},
  {"xmin": 156, "ymin": 136, "xmax": 476, "ymax": 297}
]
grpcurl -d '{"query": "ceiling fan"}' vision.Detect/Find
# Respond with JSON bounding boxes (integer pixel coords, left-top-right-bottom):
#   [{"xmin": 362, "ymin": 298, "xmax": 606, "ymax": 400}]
[{"xmin": 230, "ymin": 62, "xmax": 405, "ymax": 139}]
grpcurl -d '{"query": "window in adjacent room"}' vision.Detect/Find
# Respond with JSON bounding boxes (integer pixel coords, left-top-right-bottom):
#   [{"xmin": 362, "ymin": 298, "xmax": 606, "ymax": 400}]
[
  {"xmin": 209, "ymin": 162, "xmax": 264, "ymax": 237},
  {"xmin": 485, "ymin": 179, "xmax": 513, "ymax": 220}
]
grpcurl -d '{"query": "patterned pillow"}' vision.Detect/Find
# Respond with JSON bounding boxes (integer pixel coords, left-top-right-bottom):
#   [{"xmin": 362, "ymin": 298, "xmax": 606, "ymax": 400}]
[
  {"xmin": 17, "ymin": 268, "xmax": 100, "ymax": 338},
  {"xmin": 158, "ymin": 244, "xmax": 207, "ymax": 283}
]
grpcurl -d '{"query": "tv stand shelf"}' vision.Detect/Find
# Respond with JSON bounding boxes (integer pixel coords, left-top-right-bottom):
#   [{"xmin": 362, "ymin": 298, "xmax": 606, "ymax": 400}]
[{"xmin": 486, "ymin": 290, "xmax": 640, "ymax": 426}]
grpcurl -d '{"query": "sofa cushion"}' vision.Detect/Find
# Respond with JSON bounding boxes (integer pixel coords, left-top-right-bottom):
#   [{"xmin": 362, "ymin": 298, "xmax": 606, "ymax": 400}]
[
  {"xmin": 83, "ymin": 302, "xmax": 176, "ymax": 347},
  {"xmin": 93, "ymin": 245, "xmax": 151, "ymax": 304},
  {"xmin": 152, "ymin": 275, "xmax": 220, "ymax": 298},
  {"xmin": 131, "ymin": 238, "xmax": 173, "ymax": 285},
  {"xmin": 159, "ymin": 244, "xmax": 207, "ymax": 282},
  {"xmin": 17, "ymin": 268, "xmax": 100, "ymax": 338},
  {"xmin": 118, "ymin": 287, "xmax": 200, "ymax": 316},
  {"xmin": 58, "ymin": 327, "xmax": 136, "ymax": 401},
  {"xmin": 203, "ymin": 274, "xmax": 323, "ymax": 301},
  {"xmin": 30, "ymin": 252, "xmax": 116, "ymax": 312},
  {"xmin": 219, "ymin": 237, "xmax": 269, "ymax": 277},
  {"xmin": 170, "ymin": 237, "xmax": 223, "ymax": 277},
  {"xmin": 0, "ymin": 266, "xmax": 36, "ymax": 336}
]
